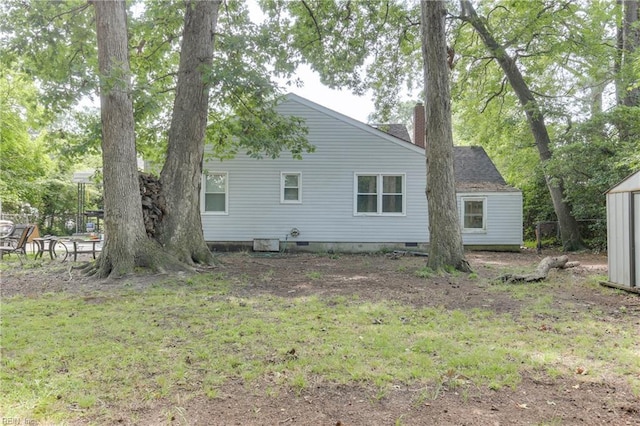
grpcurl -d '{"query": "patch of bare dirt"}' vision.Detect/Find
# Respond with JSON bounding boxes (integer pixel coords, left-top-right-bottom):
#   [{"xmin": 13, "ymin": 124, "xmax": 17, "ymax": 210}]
[
  {"xmin": 135, "ymin": 375, "xmax": 638, "ymax": 426},
  {"xmin": 2, "ymin": 249, "xmax": 640, "ymax": 425}
]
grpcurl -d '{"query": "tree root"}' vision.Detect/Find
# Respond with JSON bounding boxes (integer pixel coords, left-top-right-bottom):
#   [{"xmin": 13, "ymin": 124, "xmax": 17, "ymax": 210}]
[
  {"xmin": 89, "ymin": 239, "xmax": 197, "ymax": 280},
  {"xmin": 457, "ymin": 258, "xmax": 473, "ymax": 273},
  {"xmin": 76, "ymin": 260, "xmax": 99, "ymax": 277},
  {"xmin": 76, "ymin": 261, "xmax": 95, "ymax": 272},
  {"xmin": 497, "ymin": 255, "xmax": 580, "ymax": 283}
]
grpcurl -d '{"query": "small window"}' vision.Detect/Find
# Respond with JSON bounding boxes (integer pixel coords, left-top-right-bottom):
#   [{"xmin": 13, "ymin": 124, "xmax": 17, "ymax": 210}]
[
  {"xmin": 355, "ymin": 174, "xmax": 405, "ymax": 215},
  {"xmin": 203, "ymin": 172, "xmax": 228, "ymax": 214},
  {"xmin": 281, "ymin": 172, "xmax": 302, "ymax": 203},
  {"xmin": 462, "ymin": 197, "xmax": 486, "ymax": 232}
]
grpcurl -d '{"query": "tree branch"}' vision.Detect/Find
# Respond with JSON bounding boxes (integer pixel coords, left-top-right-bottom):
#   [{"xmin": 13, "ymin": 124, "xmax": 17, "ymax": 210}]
[
  {"xmin": 571, "ymin": 166, "xmax": 593, "ymax": 180},
  {"xmin": 514, "ymin": 49, "xmax": 554, "ymax": 59},
  {"xmin": 140, "ymin": 36, "xmax": 177, "ymax": 60},
  {"xmin": 148, "ymin": 72, "xmax": 178, "ymax": 86},
  {"xmin": 300, "ymin": 0, "xmax": 322, "ymax": 44},
  {"xmin": 381, "ymin": 1, "xmax": 390, "ymax": 26},
  {"xmin": 497, "ymin": 255, "xmax": 579, "ymax": 283},
  {"xmin": 405, "ymin": 14, "xmax": 420, "ymax": 27},
  {"xmin": 47, "ymin": 3, "xmax": 90, "ymax": 23},
  {"xmin": 486, "ymin": 5, "xmax": 509, "ymax": 21},
  {"xmin": 480, "ymin": 77, "xmax": 506, "ymax": 113}
]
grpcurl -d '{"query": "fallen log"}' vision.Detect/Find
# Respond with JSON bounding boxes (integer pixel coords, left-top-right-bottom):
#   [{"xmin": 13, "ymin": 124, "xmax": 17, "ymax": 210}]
[
  {"xmin": 387, "ymin": 250, "xmax": 429, "ymax": 259},
  {"xmin": 497, "ymin": 255, "xmax": 580, "ymax": 283}
]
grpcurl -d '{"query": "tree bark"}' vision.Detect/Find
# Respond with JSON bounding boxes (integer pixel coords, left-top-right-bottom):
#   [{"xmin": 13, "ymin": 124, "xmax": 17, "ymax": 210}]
[
  {"xmin": 157, "ymin": 0, "xmax": 221, "ymax": 266},
  {"xmin": 459, "ymin": 1, "xmax": 585, "ymax": 251},
  {"xmin": 93, "ymin": 0, "xmax": 191, "ymax": 278},
  {"xmin": 621, "ymin": 0, "xmax": 640, "ymax": 108},
  {"xmin": 421, "ymin": 1, "xmax": 471, "ymax": 272},
  {"xmin": 614, "ymin": 1, "xmax": 639, "ymax": 142}
]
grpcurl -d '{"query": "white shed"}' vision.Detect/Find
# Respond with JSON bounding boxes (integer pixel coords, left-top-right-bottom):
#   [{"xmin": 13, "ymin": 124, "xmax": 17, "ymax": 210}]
[{"xmin": 606, "ymin": 171, "xmax": 640, "ymax": 289}]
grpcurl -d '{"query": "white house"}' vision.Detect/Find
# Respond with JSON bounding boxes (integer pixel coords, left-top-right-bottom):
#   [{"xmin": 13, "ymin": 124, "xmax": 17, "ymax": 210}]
[
  {"xmin": 606, "ymin": 171, "xmax": 640, "ymax": 290},
  {"xmin": 201, "ymin": 94, "xmax": 522, "ymax": 252}
]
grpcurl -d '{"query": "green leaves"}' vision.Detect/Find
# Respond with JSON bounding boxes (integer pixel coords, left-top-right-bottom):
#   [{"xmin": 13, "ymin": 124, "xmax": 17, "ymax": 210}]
[
  {"xmin": 0, "ymin": 71, "xmax": 52, "ymax": 211},
  {"xmin": 206, "ymin": 94, "xmax": 312, "ymax": 161},
  {"xmin": 1, "ymin": 0, "xmax": 97, "ymax": 115},
  {"xmin": 1, "ymin": 0, "xmax": 314, "ymax": 159},
  {"xmin": 275, "ymin": 0, "xmax": 420, "ymax": 121}
]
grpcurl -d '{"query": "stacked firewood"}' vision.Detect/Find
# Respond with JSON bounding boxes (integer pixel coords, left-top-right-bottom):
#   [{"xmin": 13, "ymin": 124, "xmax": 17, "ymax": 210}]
[{"xmin": 139, "ymin": 172, "xmax": 165, "ymax": 237}]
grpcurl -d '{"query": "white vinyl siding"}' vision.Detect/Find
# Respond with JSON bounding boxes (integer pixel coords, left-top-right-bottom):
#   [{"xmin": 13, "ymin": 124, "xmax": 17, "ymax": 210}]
[
  {"xmin": 203, "ymin": 172, "xmax": 228, "ymax": 214},
  {"xmin": 281, "ymin": 172, "xmax": 302, "ymax": 203},
  {"xmin": 461, "ymin": 197, "xmax": 486, "ymax": 232},
  {"xmin": 355, "ymin": 174, "xmax": 405, "ymax": 215},
  {"xmin": 457, "ymin": 192, "xmax": 522, "ymax": 245},
  {"xmin": 202, "ymin": 97, "xmax": 427, "ymax": 243},
  {"xmin": 201, "ymin": 95, "xmax": 523, "ymax": 248}
]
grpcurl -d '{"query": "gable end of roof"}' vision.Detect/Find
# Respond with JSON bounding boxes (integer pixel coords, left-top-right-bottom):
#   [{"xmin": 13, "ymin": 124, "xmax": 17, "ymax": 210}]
[{"xmin": 282, "ymin": 93, "xmax": 425, "ymax": 154}]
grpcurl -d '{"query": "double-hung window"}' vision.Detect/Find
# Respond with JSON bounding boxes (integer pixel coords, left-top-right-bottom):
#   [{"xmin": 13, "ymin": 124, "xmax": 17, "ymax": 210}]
[
  {"xmin": 461, "ymin": 197, "xmax": 486, "ymax": 232},
  {"xmin": 355, "ymin": 174, "xmax": 405, "ymax": 215},
  {"xmin": 203, "ymin": 172, "xmax": 228, "ymax": 214},
  {"xmin": 281, "ymin": 172, "xmax": 302, "ymax": 203}
]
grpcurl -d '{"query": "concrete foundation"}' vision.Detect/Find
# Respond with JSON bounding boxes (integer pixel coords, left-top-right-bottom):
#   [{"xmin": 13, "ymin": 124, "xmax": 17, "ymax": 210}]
[{"xmin": 207, "ymin": 241, "xmax": 520, "ymax": 254}]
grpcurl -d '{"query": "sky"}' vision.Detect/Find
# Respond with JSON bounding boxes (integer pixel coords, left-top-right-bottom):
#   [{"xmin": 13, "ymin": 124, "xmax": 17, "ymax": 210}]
[
  {"xmin": 244, "ymin": 1, "xmax": 375, "ymax": 123},
  {"xmin": 280, "ymin": 64, "xmax": 375, "ymax": 123}
]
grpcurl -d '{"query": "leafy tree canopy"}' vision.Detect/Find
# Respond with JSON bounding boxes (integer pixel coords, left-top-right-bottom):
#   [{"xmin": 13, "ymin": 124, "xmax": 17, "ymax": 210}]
[
  {"xmin": 0, "ymin": 70, "xmax": 53, "ymax": 211},
  {"xmin": 0, "ymin": 0, "xmax": 313, "ymax": 166},
  {"xmin": 268, "ymin": 0, "xmax": 639, "ymax": 244}
]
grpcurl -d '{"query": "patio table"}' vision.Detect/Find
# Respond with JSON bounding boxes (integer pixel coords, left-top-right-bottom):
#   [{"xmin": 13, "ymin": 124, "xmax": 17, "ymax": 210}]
[{"xmin": 68, "ymin": 239, "xmax": 102, "ymax": 261}]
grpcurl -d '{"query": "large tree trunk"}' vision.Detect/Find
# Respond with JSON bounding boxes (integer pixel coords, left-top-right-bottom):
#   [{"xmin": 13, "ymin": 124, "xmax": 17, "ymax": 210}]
[
  {"xmin": 614, "ymin": 1, "xmax": 639, "ymax": 143},
  {"xmin": 93, "ymin": 0, "xmax": 191, "ymax": 278},
  {"xmin": 421, "ymin": 1, "xmax": 471, "ymax": 272},
  {"xmin": 460, "ymin": 0, "xmax": 585, "ymax": 251},
  {"xmin": 157, "ymin": 0, "xmax": 221, "ymax": 266},
  {"xmin": 620, "ymin": 0, "xmax": 640, "ymax": 108}
]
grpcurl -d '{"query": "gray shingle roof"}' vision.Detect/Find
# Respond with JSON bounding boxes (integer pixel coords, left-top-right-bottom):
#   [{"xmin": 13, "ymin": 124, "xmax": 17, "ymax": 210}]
[
  {"xmin": 370, "ymin": 123, "xmax": 412, "ymax": 142},
  {"xmin": 453, "ymin": 146, "xmax": 516, "ymax": 191},
  {"xmin": 374, "ymin": 124, "xmax": 517, "ymax": 192}
]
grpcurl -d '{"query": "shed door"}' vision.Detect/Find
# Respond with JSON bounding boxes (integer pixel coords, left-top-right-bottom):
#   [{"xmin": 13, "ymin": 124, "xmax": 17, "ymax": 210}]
[{"xmin": 634, "ymin": 192, "xmax": 640, "ymax": 287}]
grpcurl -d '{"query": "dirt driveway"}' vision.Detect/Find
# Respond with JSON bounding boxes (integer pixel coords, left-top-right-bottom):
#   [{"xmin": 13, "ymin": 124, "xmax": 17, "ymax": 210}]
[{"xmin": 2, "ymin": 249, "xmax": 640, "ymax": 425}]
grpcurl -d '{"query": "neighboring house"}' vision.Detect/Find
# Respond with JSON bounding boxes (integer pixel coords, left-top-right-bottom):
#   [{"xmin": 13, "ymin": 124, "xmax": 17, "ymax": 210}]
[{"xmin": 201, "ymin": 93, "xmax": 522, "ymax": 252}]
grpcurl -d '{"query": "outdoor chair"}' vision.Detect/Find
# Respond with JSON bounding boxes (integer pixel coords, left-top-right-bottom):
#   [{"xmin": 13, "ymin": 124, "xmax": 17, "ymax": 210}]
[
  {"xmin": 0, "ymin": 220, "xmax": 14, "ymax": 239},
  {"xmin": 0, "ymin": 224, "xmax": 34, "ymax": 264}
]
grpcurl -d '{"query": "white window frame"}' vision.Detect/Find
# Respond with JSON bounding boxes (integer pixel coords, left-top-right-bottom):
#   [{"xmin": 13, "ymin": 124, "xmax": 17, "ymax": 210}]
[
  {"xmin": 202, "ymin": 172, "xmax": 228, "ymax": 215},
  {"xmin": 280, "ymin": 172, "xmax": 302, "ymax": 204},
  {"xmin": 354, "ymin": 173, "xmax": 406, "ymax": 216},
  {"xmin": 461, "ymin": 196, "xmax": 487, "ymax": 232}
]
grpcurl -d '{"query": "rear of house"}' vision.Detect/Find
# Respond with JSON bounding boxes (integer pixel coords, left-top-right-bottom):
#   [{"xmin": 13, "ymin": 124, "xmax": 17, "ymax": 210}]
[
  {"xmin": 453, "ymin": 146, "xmax": 523, "ymax": 250},
  {"xmin": 201, "ymin": 94, "xmax": 522, "ymax": 252}
]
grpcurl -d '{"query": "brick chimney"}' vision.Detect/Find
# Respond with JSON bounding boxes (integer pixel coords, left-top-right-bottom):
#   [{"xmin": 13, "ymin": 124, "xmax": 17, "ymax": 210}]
[{"xmin": 413, "ymin": 102, "xmax": 426, "ymax": 149}]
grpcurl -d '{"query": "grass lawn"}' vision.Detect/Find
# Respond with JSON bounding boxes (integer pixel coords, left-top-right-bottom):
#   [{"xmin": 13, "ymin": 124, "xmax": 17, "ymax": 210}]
[{"xmin": 1, "ymin": 252, "xmax": 639, "ymax": 424}]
